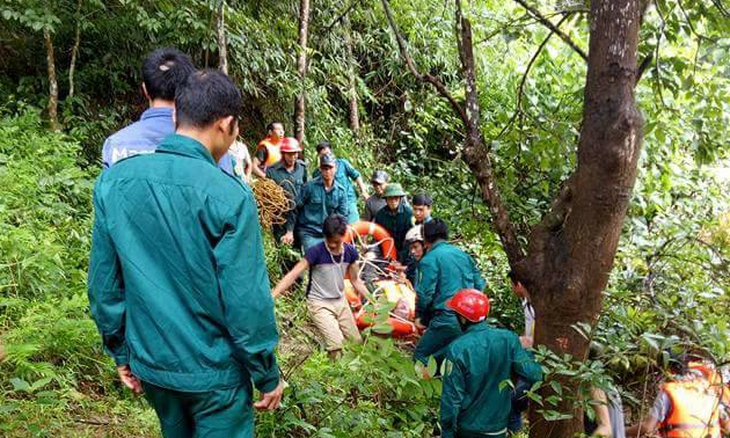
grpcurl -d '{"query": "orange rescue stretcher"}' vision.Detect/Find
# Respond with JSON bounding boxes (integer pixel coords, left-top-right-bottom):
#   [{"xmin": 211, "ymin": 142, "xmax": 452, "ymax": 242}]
[{"xmin": 343, "ymin": 221, "xmax": 422, "ymax": 338}]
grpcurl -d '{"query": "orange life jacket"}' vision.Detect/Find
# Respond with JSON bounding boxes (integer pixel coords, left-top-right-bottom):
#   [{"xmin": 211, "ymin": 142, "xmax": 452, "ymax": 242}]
[
  {"xmin": 257, "ymin": 138, "xmax": 282, "ymax": 167},
  {"xmin": 659, "ymin": 380, "xmax": 723, "ymax": 438},
  {"xmin": 688, "ymin": 362, "xmax": 730, "ymax": 407}
]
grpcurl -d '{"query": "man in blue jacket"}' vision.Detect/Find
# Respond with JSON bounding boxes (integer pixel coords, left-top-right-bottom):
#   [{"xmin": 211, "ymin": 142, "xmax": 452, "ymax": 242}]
[
  {"xmin": 88, "ymin": 69, "xmax": 282, "ymax": 438},
  {"xmin": 101, "ymin": 47, "xmax": 233, "ymax": 173}
]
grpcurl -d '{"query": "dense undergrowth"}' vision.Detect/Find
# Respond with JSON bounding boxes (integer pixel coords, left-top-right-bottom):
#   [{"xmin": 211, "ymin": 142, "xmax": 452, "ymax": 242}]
[
  {"xmin": 0, "ymin": 112, "xmax": 449, "ymax": 437},
  {"xmin": 1, "ymin": 108, "xmax": 728, "ymax": 437},
  {"xmin": 2, "ymin": 0, "xmax": 730, "ymax": 435}
]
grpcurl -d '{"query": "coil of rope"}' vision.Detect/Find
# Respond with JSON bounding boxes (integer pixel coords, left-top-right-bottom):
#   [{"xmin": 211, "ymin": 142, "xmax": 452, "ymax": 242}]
[{"xmin": 251, "ymin": 178, "xmax": 293, "ymax": 230}]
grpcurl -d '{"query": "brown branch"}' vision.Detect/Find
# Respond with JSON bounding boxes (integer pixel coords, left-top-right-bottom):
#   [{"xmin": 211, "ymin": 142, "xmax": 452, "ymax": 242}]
[
  {"xmin": 381, "ymin": 0, "xmax": 524, "ymax": 265},
  {"xmin": 512, "ymin": 0, "xmax": 588, "ymax": 62},
  {"xmin": 343, "ymin": 15, "xmax": 361, "ymax": 133},
  {"xmin": 43, "ymin": 29, "xmax": 60, "ymax": 132},
  {"xmin": 68, "ymin": 0, "xmax": 83, "ymax": 99},
  {"xmin": 455, "ymin": 0, "xmax": 525, "ymax": 266},
  {"xmin": 636, "ymin": 53, "xmax": 653, "ymax": 84},
  {"xmin": 75, "ymin": 418, "xmax": 111, "ymax": 426},
  {"xmin": 380, "ymin": 0, "xmax": 468, "ymax": 126},
  {"xmin": 217, "ymin": 0, "xmax": 228, "ymax": 74},
  {"xmin": 294, "ymin": 0, "xmax": 310, "ymax": 143},
  {"xmin": 496, "ymin": 14, "xmax": 570, "ymax": 140},
  {"xmin": 323, "ymin": 0, "xmax": 364, "ymax": 33}
]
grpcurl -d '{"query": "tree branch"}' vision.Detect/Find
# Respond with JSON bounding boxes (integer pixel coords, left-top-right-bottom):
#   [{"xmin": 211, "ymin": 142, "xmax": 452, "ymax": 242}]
[
  {"xmin": 512, "ymin": 0, "xmax": 588, "ymax": 62},
  {"xmin": 323, "ymin": 0, "xmax": 365, "ymax": 33},
  {"xmin": 496, "ymin": 14, "xmax": 570, "ymax": 139},
  {"xmin": 455, "ymin": 0, "xmax": 525, "ymax": 266},
  {"xmin": 68, "ymin": 0, "xmax": 83, "ymax": 99},
  {"xmin": 217, "ymin": 0, "xmax": 228, "ymax": 74},
  {"xmin": 43, "ymin": 29, "xmax": 61, "ymax": 132},
  {"xmin": 380, "ymin": 0, "xmax": 468, "ymax": 126},
  {"xmin": 382, "ymin": 0, "xmax": 524, "ymax": 265}
]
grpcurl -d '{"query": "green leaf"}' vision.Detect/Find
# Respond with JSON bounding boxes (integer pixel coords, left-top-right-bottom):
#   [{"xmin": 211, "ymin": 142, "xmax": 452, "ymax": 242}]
[{"xmin": 10, "ymin": 378, "xmax": 30, "ymax": 392}]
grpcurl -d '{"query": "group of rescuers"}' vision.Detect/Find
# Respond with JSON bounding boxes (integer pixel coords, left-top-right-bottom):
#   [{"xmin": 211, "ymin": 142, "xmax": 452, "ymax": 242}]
[{"xmin": 86, "ymin": 47, "xmax": 730, "ymax": 438}]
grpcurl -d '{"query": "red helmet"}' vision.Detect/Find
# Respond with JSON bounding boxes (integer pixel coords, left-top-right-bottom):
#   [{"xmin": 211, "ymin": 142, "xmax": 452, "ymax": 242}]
[
  {"xmin": 447, "ymin": 289, "xmax": 489, "ymax": 322},
  {"xmin": 280, "ymin": 137, "xmax": 302, "ymax": 153}
]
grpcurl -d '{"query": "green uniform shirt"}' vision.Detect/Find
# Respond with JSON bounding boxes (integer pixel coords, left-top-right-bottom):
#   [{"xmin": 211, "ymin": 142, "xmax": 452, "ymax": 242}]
[
  {"xmin": 440, "ymin": 323, "xmax": 543, "ymax": 438},
  {"xmin": 266, "ymin": 160, "xmax": 308, "ymax": 232},
  {"xmin": 374, "ymin": 201, "xmax": 413, "ymax": 261},
  {"xmin": 294, "ymin": 176, "xmax": 349, "ymax": 237},
  {"xmin": 312, "ymin": 157, "xmax": 360, "ymax": 205},
  {"xmin": 88, "ymin": 134, "xmax": 280, "ymax": 394},
  {"xmin": 416, "ymin": 241, "xmax": 485, "ymax": 324}
]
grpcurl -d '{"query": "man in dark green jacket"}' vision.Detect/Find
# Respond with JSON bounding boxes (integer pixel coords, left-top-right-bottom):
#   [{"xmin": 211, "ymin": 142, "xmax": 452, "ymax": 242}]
[
  {"xmin": 441, "ymin": 289, "xmax": 543, "ymax": 438},
  {"xmin": 88, "ymin": 70, "xmax": 282, "ymax": 438},
  {"xmin": 313, "ymin": 141, "xmax": 369, "ymax": 224},
  {"xmin": 294, "ymin": 152, "xmax": 350, "ymax": 251},
  {"xmin": 266, "ymin": 137, "xmax": 308, "ymax": 245},
  {"xmin": 374, "ymin": 183, "xmax": 413, "ymax": 262},
  {"xmin": 414, "ymin": 219, "xmax": 485, "ymax": 366}
]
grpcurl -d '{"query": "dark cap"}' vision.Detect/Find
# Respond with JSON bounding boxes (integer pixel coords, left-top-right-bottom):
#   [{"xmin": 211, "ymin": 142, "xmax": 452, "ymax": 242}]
[
  {"xmin": 371, "ymin": 170, "xmax": 389, "ymax": 184},
  {"xmin": 319, "ymin": 152, "xmax": 337, "ymax": 167},
  {"xmin": 413, "ymin": 193, "xmax": 433, "ymax": 207}
]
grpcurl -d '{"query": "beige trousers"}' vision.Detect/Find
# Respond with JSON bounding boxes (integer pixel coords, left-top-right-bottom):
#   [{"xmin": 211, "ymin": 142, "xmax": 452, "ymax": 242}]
[{"xmin": 306, "ymin": 296, "xmax": 362, "ymax": 351}]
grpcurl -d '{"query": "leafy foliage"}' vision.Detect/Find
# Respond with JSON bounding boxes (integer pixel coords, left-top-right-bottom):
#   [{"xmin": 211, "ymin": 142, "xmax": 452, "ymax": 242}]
[{"xmin": 1, "ymin": 0, "xmax": 729, "ymax": 435}]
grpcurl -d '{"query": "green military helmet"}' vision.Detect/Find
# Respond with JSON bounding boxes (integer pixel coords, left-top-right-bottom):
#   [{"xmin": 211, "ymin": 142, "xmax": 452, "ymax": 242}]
[{"xmin": 383, "ymin": 183, "xmax": 407, "ymax": 198}]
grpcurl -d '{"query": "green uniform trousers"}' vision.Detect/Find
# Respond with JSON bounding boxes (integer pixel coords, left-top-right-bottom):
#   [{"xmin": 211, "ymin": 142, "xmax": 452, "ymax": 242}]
[
  {"xmin": 414, "ymin": 312, "xmax": 462, "ymax": 366},
  {"xmin": 298, "ymin": 232, "xmax": 324, "ymax": 252},
  {"xmin": 457, "ymin": 432, "xmax": 506, "ymax": 438},
  {"xmin": 346, "ymin": 201, "xmax": 359, "ymax": 224},
  {"xmin": 142, "ymin": 381, "xmax": 253, "ymax": 438}
]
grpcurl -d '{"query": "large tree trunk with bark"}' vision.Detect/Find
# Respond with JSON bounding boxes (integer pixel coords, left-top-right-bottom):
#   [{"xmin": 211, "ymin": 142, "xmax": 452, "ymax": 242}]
[
  {"xmin": 343, "ymin": 15, "xmax": 360, "ymax": 133},
  {"xmin": 217, "ymin": 0, "xmax": 228, "ymax": 74},
  {"xmin": 522, "ymin": 0, "xmax": 643, "ymax": 436},
  {"xmin": 43, "ymin": 29, "xmax": 61, "ymax": 132},
  {"xmin": 294, "ymin": 0, "xmax": 310, "ymax": 143},
  {"xmin": 384, "ymin": 0, "xmax": 644, "ymax": 435}
]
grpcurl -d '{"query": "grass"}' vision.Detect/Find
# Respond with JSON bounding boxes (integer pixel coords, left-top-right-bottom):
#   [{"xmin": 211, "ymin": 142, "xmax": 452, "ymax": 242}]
[{"xmin": 0, "ymin": 393, "xmax": 159, "ymax": 437}]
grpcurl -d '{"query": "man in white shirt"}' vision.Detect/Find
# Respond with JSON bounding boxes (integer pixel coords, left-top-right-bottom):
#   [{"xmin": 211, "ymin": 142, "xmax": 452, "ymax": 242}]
[{"xmin": 507, "ymin": 270, "xmax": 536, "ymax": 435}]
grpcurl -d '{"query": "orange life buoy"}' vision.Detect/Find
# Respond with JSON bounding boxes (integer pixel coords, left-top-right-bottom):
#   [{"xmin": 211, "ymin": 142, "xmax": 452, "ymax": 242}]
[
  {"xmin": 344, "ymin": 279, "xmax": 421, "ymax": 339},
  {"xmin": 345, "ymin": 221, "xmax": 397, "ymax": 261}
]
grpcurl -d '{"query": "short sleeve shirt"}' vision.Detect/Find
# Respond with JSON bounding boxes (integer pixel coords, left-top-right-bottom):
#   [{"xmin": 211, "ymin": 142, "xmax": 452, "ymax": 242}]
[
  {"xmin": 523, "ymin": 299, "xmax": 535, "ymax": 338},
  {"xmin": 229, "ymin": 141, "xmax": 251, "ymax": 180},
  {"xmin": 305, "ymin": 242, "xmax": 358, "ymax": 301}
]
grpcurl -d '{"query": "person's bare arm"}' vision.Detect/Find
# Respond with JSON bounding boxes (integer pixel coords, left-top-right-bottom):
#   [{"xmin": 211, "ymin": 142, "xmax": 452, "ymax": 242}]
[
  {"xmin": 244, "ymin": 155, "xmax": 253, "ymax": 182},
  {"xmin": 271, "ymin": 259, "xmax": 309, "ymax": 298},
  {"xmin": 590, "ymin": 388, "xmax": 613, "ymax": 437},
  {"xmin": 348, "ymin": 262, "xmax": 371, "ymax": 300},
  {"xmin": 253, "ymin": 381, "xmax": 285, "ymax": 410},
  {"xmin": 355, "ymin": 177, "xmax": 369, "ymax": 200},
  {"xmin": 625, "ymin": 414, "xmax": 658, "ymax": 437},
  {"xmin": 252, "ymin": 157, "xmax": 267, "ymax": 179}
]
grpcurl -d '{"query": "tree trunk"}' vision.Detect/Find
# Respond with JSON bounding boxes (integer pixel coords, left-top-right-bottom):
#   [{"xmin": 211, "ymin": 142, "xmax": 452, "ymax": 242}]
[
  {"xmin": 384, "ymin": 0, "xmax": 644, "ymax": 435},
  {"xmin": 524, "ymin": 0, "xmax": 643, "ymax": 436},
  {"xmin": 294, "ymin": 0, "xmax": 310, "ymax": 144},
  {"xmin": 343, "ymin": 15, "xmax": 360, "ymax": 133},
  {"xmin": 217, "ymin": 0, "xmax": 228, "ymax": 75},
  {"xmin": 43, "ymin": 29, "xmax": 61, "ymax": 132},
  {"xmin": 68, "ymin": 0, "xmax": 83, "ymax": 99}
]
